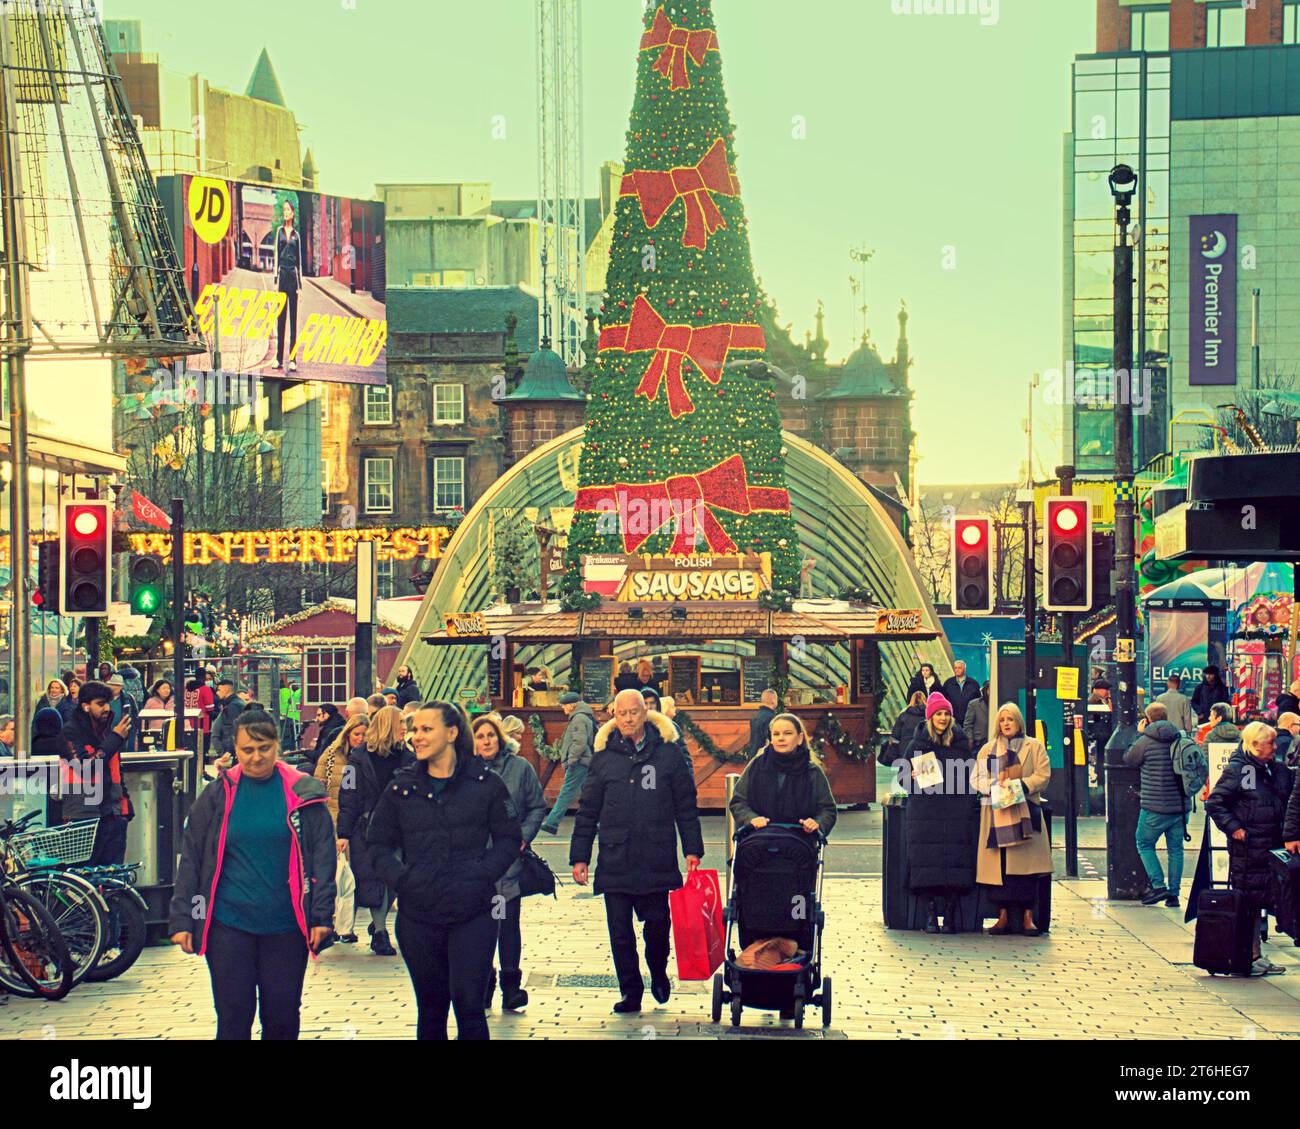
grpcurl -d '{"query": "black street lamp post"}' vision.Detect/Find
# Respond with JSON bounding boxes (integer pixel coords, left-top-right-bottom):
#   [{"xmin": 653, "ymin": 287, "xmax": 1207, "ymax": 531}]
[{"xmin": 1103, "ymin": 164, "xmax": 1145, "ymax": 900}]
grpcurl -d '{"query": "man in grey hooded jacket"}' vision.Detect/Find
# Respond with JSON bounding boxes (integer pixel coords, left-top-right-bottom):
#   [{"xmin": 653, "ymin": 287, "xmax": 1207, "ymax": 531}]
[{"xmin": 538, "ymin": 693, "xmax": 595, "ymax": 835}]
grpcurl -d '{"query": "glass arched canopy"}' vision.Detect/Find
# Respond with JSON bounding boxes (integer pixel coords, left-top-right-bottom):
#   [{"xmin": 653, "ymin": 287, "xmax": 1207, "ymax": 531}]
[{"xmin": 395, "ymin": 430, "xmax": 953, "ymax": 717}]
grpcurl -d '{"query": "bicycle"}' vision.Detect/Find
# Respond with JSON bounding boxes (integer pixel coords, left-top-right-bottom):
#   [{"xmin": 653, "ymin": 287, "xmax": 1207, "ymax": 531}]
[
  {"xmin": 0, "ymin": 872, "xmax": 74, "ymax": 1001},
  {"xmin": 75, "ymin": 863, "xmax": 148, "ymax": 982},
  {"xmin": 0, "ymin": 812, "xmax": 108, "ymax": 990}
]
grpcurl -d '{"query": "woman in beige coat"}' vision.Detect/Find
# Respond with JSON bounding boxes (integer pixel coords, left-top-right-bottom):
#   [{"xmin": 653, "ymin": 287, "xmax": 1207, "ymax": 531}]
[
  {"xmin": 315, "ymin": 713, "xmax": 368, "ymax": 944},
  {"xmin": 972, "ymin": 703, "xmax": 1052, "ymax": 936}
]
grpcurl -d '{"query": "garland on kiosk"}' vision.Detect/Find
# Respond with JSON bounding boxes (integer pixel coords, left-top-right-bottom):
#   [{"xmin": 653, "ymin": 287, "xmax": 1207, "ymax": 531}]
[
  {"xmin": 813, "ymin": 712, "xmax": 873, "ymax": 764},
  {"xmin": 528, "ymin": 714, "xmax": 565, "ymax": 763},
  {"xmin": 674, "ymin": 707, "xmax": 748, "ymax": 764}
]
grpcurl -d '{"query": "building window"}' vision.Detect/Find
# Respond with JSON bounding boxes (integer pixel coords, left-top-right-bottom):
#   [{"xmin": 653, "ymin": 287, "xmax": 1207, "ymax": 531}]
[
  {"xmin": 364, "ymin": 384, "xmax": 393, "ymax": 425},
  {"xmin": 431, "ymin": 456, "xmax": 465, "ymax": 513},
  {"xmin": 1286, "ymin": 1, "xmax": 1300, "ymax": 45},
  {"xmin": 319, "ymin": 384, "xmax": 329, "ymax": 427},
  {"xmin": 1074, "ymin": 408, "xmax": 1115, "ymax": 474},
  {"xmin": 433, "ymin": 384, "xmax": 465, "ymax": 425},
  {"xmin": 1129, "ymin": 6, "xmax": 1169, "ymax": 53},
  {"xmin": 321, "ymin": 458, "xmax": 331, "ymax": 515},
  {"xmin": 1206, "ymin": 2, "xmax": 1246, "ymax": 48},
  {"xmin": 364, "ymin": 457, "xmax": 394, "ymax": 514},
  {"xmin": 378, "ymin": 558, "xmax": 394, "ymax": 601},
  {"xmin": 303, "ymin": 646, "xmax": 349, "ymax": 707}
]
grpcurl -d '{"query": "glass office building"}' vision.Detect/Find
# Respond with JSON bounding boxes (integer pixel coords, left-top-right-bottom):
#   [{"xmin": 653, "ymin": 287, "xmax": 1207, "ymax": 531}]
[
  {"xmin": 1065, "ymin": 1, "xmax": 1300, "ymax": 480},
  {"xmin": 1064, "ymin": 54, "xmax": 1172, "ymax": 479}
]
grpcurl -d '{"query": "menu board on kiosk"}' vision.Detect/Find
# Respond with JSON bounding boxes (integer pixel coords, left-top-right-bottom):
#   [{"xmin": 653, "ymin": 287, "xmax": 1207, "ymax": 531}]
[
  {"xmin": 856, "ymin": 642, "xmax": 879, "ymax": 699},
  {"xmin": 581, "ymin": 658, "xmax": 615, "ymax": 705},
  {"xmin": 670, "ymin": 656, "xmax": 701, "ymax": 703},
  {"xmin": 742, "ymin": 656, "xmax": 775, "ymax": 704}
]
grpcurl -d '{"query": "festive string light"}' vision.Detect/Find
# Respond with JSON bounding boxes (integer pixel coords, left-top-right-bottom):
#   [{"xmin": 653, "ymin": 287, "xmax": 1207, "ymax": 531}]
[{"xmin": 126, "ymin": 526, "xmax": 454, "ymax": 567}]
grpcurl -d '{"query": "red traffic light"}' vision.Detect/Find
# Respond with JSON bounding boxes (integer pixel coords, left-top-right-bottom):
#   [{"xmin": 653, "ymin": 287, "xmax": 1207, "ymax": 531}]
[
  {"xmin": 71, "ymin": 509, "xmax": 102, "ymax": 537},
  {"xmin": 1053, "ymin": 505, "xmax": 1082, "ymax": 533},
  {"xmin": 60, "ymin": 499, "xmax": 112, "ymax": 617},
  {"xmin": 959, "ymin": 523, "xmax": 985, "ymax": 547}
]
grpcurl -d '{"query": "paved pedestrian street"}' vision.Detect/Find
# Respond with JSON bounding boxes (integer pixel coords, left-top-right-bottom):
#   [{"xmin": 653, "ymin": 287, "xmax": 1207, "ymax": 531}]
[{"xmin": 2, "ymin": 815, "xmax": 1297, "ymax": 1040}]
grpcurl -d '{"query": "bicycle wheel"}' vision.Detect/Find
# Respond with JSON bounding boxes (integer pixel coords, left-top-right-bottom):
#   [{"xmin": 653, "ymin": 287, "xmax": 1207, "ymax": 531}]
[
  {"xmin": 0, "ymin": 888, "xmax": 75, "ymax": 1000},
  {"xmin": 85, "ymin": 890, "xmax": 147, "ymax": 982},
  {"xmin": 16, "ymin": 871, "xmax": 106, "ymax": 987}
]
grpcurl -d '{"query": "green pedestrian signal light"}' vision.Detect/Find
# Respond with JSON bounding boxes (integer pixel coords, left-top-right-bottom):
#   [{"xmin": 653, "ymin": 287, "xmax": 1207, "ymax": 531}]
[
  {"xmin": 128, "ymin": 554, "xmax": 165, "ymax": 618},
  {"xmin": 132, "ymin": 586, "xmax": 161, "ymax": 614}
]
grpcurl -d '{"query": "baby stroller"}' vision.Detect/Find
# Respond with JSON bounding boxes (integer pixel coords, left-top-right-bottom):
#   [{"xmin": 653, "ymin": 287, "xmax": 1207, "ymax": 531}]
[{"xmin": 712, "ymin": 823, "xmax": 830, "ymax": 1029}]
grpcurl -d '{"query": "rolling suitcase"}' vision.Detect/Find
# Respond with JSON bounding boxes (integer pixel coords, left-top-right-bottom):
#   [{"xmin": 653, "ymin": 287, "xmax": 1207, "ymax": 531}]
[
  {"xmin": 1193, "ymin": 888, "xmax": 1255, "ymax": 975},
  {"xmin": 1269, "ymin": 849, "xmax": 1300, "ymax": 946}
]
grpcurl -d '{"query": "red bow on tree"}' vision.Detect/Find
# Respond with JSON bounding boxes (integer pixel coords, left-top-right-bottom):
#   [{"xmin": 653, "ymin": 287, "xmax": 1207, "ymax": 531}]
[
  {"xmin": 598, "ymin": 294, "xmax": 764, "ymax": 418},
  {"xmin": 620, "ymin": 138, "xmax": 739, "ymax": 252},
  {"xmin": 640, "ymin": 6, "xmax": 719, "ymax": 91},
  {"xmin": 574, "ymin": 455, "xmax": 791, "ymax": 556}
]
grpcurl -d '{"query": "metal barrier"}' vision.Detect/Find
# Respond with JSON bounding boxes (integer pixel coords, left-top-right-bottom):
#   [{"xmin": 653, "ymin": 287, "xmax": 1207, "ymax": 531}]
[{"xmin": 724, "ymin": 771, "xmax": 741, "ymax": 898}]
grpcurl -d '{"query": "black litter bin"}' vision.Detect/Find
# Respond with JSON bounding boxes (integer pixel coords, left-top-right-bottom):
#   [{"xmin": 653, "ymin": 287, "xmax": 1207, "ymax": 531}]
[{"xmin": 883, "ymin": 797, "xmax": 1053, "ymax": 933}]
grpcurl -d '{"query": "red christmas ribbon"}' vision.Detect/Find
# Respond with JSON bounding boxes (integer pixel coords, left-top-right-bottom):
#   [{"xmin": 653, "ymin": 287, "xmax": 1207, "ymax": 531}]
[
  {"xmin": 620, "ymin": 138, "xmax": 739, "ymax": 252},
  {"xmin": 598, "ymin": 294, "xmax": 764, "ymax": 419},
  {"xmin": 574, "ymin": 454, "xmax": 790, "ymax": 556},
  {"xmin": 640, "ymin": 6, "xmax": 719, "ymax": 91}
]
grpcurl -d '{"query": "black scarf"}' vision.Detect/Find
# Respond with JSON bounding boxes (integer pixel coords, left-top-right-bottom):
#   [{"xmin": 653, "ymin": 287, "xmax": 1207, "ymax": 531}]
[{"xmin": 746, "ymin": 746, "xmax": 816, "ymax": 825}]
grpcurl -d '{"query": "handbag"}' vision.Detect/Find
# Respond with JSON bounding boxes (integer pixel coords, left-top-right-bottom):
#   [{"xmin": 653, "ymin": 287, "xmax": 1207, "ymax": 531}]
[
  {"xmin": 668, "ymin": 869, "xmax": 725, "ymax": 980},
  {"xmin": 517, "ymin": 847, "xmax": 558, "ymax": 899}
]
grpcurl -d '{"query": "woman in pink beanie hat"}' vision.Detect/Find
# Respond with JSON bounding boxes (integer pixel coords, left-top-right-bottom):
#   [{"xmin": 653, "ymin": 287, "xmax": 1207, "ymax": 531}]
[
  {"xmin": 924, "ymin": 692, "xmax": 951, "ymax": 722},
  {"xmin": 901, "ymin": 692, "xmax": 978, "ymax": 934}
]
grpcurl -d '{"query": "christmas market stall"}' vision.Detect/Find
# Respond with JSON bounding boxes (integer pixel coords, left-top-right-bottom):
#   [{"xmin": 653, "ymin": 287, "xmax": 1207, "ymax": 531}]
[
  {"xmin": 244, "ymin": 596, "xmax": 422, "ymax": 743},
  {"xmin": 417, "ymin": 581, "xmax": 939, "ymax": 807}
]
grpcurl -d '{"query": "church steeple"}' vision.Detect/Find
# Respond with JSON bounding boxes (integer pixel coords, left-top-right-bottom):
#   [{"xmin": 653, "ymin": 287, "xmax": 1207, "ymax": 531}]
[
  {"xmin": 894, "ymin": 300, "xmax": 911, "ymax": 389},
  {"xmin": 810, "ymin": 300, "xmax": 828, "ymax": 364},
  {"xmin": 245, "ymin": 48, "xmax": 286, "ymax": 107}
]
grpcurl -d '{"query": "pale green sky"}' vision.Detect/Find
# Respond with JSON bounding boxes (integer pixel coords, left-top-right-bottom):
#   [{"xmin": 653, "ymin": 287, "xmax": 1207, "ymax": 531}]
[{"xmin": 105, "ymin": 0, "xmax": 1096, "ymax": 483}]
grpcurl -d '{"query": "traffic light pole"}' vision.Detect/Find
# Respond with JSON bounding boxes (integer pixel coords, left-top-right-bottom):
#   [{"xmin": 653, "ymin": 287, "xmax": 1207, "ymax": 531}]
[
  {"xmin": 170, "ymin": 499, "xmax": 187, "ymax": 780},
  {"xmin": 1104, "ymin": 166, "xmax": 1145, "ymax": 900},
  {"xmin": 1105, "ymin": 182, "xmax": 1140, "ymax": 751},
  {"xmin": 1, "ymin": 16, "xmax": 35, "ymax": 753},
  {"xmin": 1022, "ymin": 495, "xmax": 1036, "ymax": 736},
  {"xmin": 85, "ymin": 619, "xmax": 99, "ymax": 681},
  {"xmin": 1057, "ymin": 464, "xmax": 1079, "ymax": 879}
]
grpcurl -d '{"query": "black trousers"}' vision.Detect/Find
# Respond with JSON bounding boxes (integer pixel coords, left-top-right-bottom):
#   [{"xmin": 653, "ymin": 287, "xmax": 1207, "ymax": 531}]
[
  {"xmin": 493, "ymin": 896, "xmax": 522, "ymax": 975},
  {"xmin": 603, "ymin": 891, "xmax": 670, "ymax": 1000},
  {"xmin": 395, "ymin": 911, "xmax": 497, "ymax": 1040},
  {"xmin": 204, "ymin": 921, "xmax": 308, "ymax": 1040},
  {"xmin": 275, "ymin": 276, "xmax": 298, "ymax": 363},
  {"xmin": 89, "ymin": 815, "xmax": 128, "ymax": 866}
]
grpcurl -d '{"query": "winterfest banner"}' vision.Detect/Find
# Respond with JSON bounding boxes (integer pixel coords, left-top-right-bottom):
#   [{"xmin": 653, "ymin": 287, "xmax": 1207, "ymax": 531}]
[
  {"xmin": 173, "ymin": 175, "xmax": 386, "ymax": 387},
  {"xmin": 128, "ymin": 527, "xmax": 451, "ymax": 567},
  {"xmin": 1189, "ymin": 214, "xmax": 1237, "ymax": 387}
]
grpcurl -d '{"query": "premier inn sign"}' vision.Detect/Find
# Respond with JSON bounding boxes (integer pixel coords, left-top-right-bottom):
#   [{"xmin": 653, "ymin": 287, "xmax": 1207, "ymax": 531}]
[{"xmin": 1189, "ymin": 214, "xmax": 1237, "ymax": 387}]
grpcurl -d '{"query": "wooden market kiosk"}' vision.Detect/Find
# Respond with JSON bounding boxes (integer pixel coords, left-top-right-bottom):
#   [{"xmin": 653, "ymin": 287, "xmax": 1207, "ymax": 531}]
[{"xmin": 421, "ymin": 596, "xmax": 940, "ymax": 809}]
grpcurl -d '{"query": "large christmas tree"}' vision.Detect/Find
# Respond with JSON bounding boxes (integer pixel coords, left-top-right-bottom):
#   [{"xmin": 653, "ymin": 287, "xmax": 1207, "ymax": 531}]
[{"xmin": 564, "ymin": 0, "xmax": 801, "ymax": 601}]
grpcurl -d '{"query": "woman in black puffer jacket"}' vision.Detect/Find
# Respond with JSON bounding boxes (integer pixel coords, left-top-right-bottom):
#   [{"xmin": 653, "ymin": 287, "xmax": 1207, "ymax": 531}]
[
  {"xmin": 366, "ymin": 702, "xmax": 520, "ymax": 1041},
  {"xmin": 879, "ymin": 691, "xmax": 927, "ymax": 767},
  {"xmin": 337, "ymin": 705, "xmax": 406, "ymax": 956},
  {"xmin": 900, "ymin": 693, "xmax": 978, "ymax": 934},
  {"xmin": 1206, "ymin": 722, "xmax": 1293, "ymax": 974}
]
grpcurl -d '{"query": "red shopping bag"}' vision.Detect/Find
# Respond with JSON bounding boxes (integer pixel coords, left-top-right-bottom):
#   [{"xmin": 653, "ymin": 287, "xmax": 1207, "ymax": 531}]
[{"xmin": 669, "ymin": 868, "xmax": 725, "ymax": 980}]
